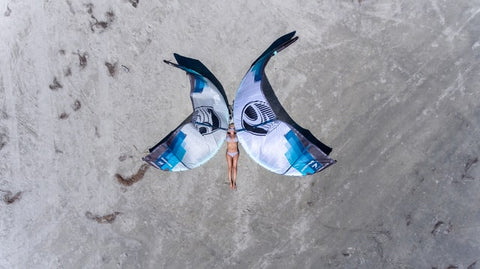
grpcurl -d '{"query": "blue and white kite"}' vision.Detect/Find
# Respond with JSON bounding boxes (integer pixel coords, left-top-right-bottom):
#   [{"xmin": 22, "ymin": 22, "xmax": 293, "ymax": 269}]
[
  {"xmin": 144, "ymin": 31, "xmax": 336, "ymax": 175},
  {"xmin": 142, "ymin": 54, "xmax": 230, "ymax": 171}
]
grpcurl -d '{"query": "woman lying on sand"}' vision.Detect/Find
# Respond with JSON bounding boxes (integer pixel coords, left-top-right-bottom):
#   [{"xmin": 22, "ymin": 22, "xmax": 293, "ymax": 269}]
[{"xmin": 226, "ymin": 123, "xmax": 239, "ymax": 190}]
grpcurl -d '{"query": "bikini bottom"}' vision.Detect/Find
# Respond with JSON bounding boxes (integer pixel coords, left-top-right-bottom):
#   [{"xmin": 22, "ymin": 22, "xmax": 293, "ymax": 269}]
[{"xmin": 227, "ymin": 151, "xmax": 238, "ymax": 158}]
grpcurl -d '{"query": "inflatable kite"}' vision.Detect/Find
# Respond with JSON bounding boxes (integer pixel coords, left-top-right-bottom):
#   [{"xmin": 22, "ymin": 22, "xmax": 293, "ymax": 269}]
[
  {"xmin": 142, "ymin": 54, "xmax": 230, "ymax": 171},
  {"xmin": 144, "ymin": 31, "xmax": 336, "ymax": 175}
]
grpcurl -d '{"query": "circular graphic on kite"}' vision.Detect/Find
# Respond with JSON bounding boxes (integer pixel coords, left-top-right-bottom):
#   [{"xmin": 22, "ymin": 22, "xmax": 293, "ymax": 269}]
[
  {"xmin": 241, "ymin": 101, "xmax": 278, "ymax": 136},
  {"xmin": 193, "ymin": 106, "xmax": 220, "ymax": 135}
]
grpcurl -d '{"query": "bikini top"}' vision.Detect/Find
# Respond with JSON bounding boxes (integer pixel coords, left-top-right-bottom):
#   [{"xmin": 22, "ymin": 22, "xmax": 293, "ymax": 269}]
[{"xmin": 226, "ymin": 136, "xmax": 238, "ymax": 143}]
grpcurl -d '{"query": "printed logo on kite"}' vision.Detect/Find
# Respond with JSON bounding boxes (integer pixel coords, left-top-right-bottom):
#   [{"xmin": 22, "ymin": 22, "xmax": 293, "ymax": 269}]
[
  {"xmin": 193, "ymin": 106, "xmax": 220, "ymax": 135},
  {"xmin": 241, "ymin": 101, "xmax": 279, "ymax": 136}
]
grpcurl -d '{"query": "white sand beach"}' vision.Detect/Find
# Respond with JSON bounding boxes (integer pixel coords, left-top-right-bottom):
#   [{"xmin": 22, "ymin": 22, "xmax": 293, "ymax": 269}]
[{"xmin": 1, "ymin": 0, "xmax": 480, "ymax": 268}]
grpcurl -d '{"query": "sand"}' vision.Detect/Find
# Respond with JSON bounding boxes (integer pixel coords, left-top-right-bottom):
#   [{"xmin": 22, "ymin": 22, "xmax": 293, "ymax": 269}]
[{"xmin": 1, "ymin": 0, "xmax": 480, "ymax": 268}]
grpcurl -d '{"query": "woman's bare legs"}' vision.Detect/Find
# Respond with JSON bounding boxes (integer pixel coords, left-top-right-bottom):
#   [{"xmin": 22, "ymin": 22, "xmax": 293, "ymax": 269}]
[
  {"xmin": 232, "ymin": 153, "xmax": 239, "ymax": 189},
  {"xmin": 226, "ymin": 153, "xmax": 233, "ymax": 189}
]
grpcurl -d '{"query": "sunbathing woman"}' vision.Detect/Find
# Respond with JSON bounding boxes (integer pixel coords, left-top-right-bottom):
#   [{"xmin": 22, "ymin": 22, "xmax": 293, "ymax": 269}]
[{"xmin": 226, "ymin": 123, "xmax": 239, "ymax": 189}]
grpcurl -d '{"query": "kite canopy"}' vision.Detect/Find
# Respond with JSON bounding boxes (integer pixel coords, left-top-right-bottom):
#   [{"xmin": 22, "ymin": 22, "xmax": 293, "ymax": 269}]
[
  {"xmin": 143, "ymin": 54, "xmax": 230, "ymax": 171},
  {"xmin": 233, "ymin": 31, "xmax": 336, "ymax": 176}
]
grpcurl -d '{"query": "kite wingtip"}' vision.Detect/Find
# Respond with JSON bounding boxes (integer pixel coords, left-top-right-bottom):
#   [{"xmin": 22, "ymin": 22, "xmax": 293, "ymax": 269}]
[
  {"xmin": 164, "ymin": 59, "xmax": 179, "ymax": 68},
  {"xmin": 164, "ymin": 53, "xmax": 185, "ymax": 67}
]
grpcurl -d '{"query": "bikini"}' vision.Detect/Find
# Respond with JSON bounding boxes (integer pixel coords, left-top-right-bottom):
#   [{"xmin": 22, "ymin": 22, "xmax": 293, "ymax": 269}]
[
  {"xmin": 226, "ymin": 135, "xmax": 238, "ymax": 157},
  {"xmin": 227, "ymin": 151, "xmax": 238, "ymax": 157},
  {"xmin": 226, "ymin": 136, "xmax": 238, "ymax": 143}
]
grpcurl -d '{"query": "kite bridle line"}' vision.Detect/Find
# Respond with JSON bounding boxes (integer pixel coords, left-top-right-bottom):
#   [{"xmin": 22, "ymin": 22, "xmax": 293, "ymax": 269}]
[
  {"xmin": 231, "ymin": 119, "xmax": 277, "ymax": 133},
  {"xmin": 193, "ymin": 119, "xmax": 277, "ymax": 132},
  {"xmin": 193, "ymin": 121, "xmax": 229, "ymax": 131}
]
